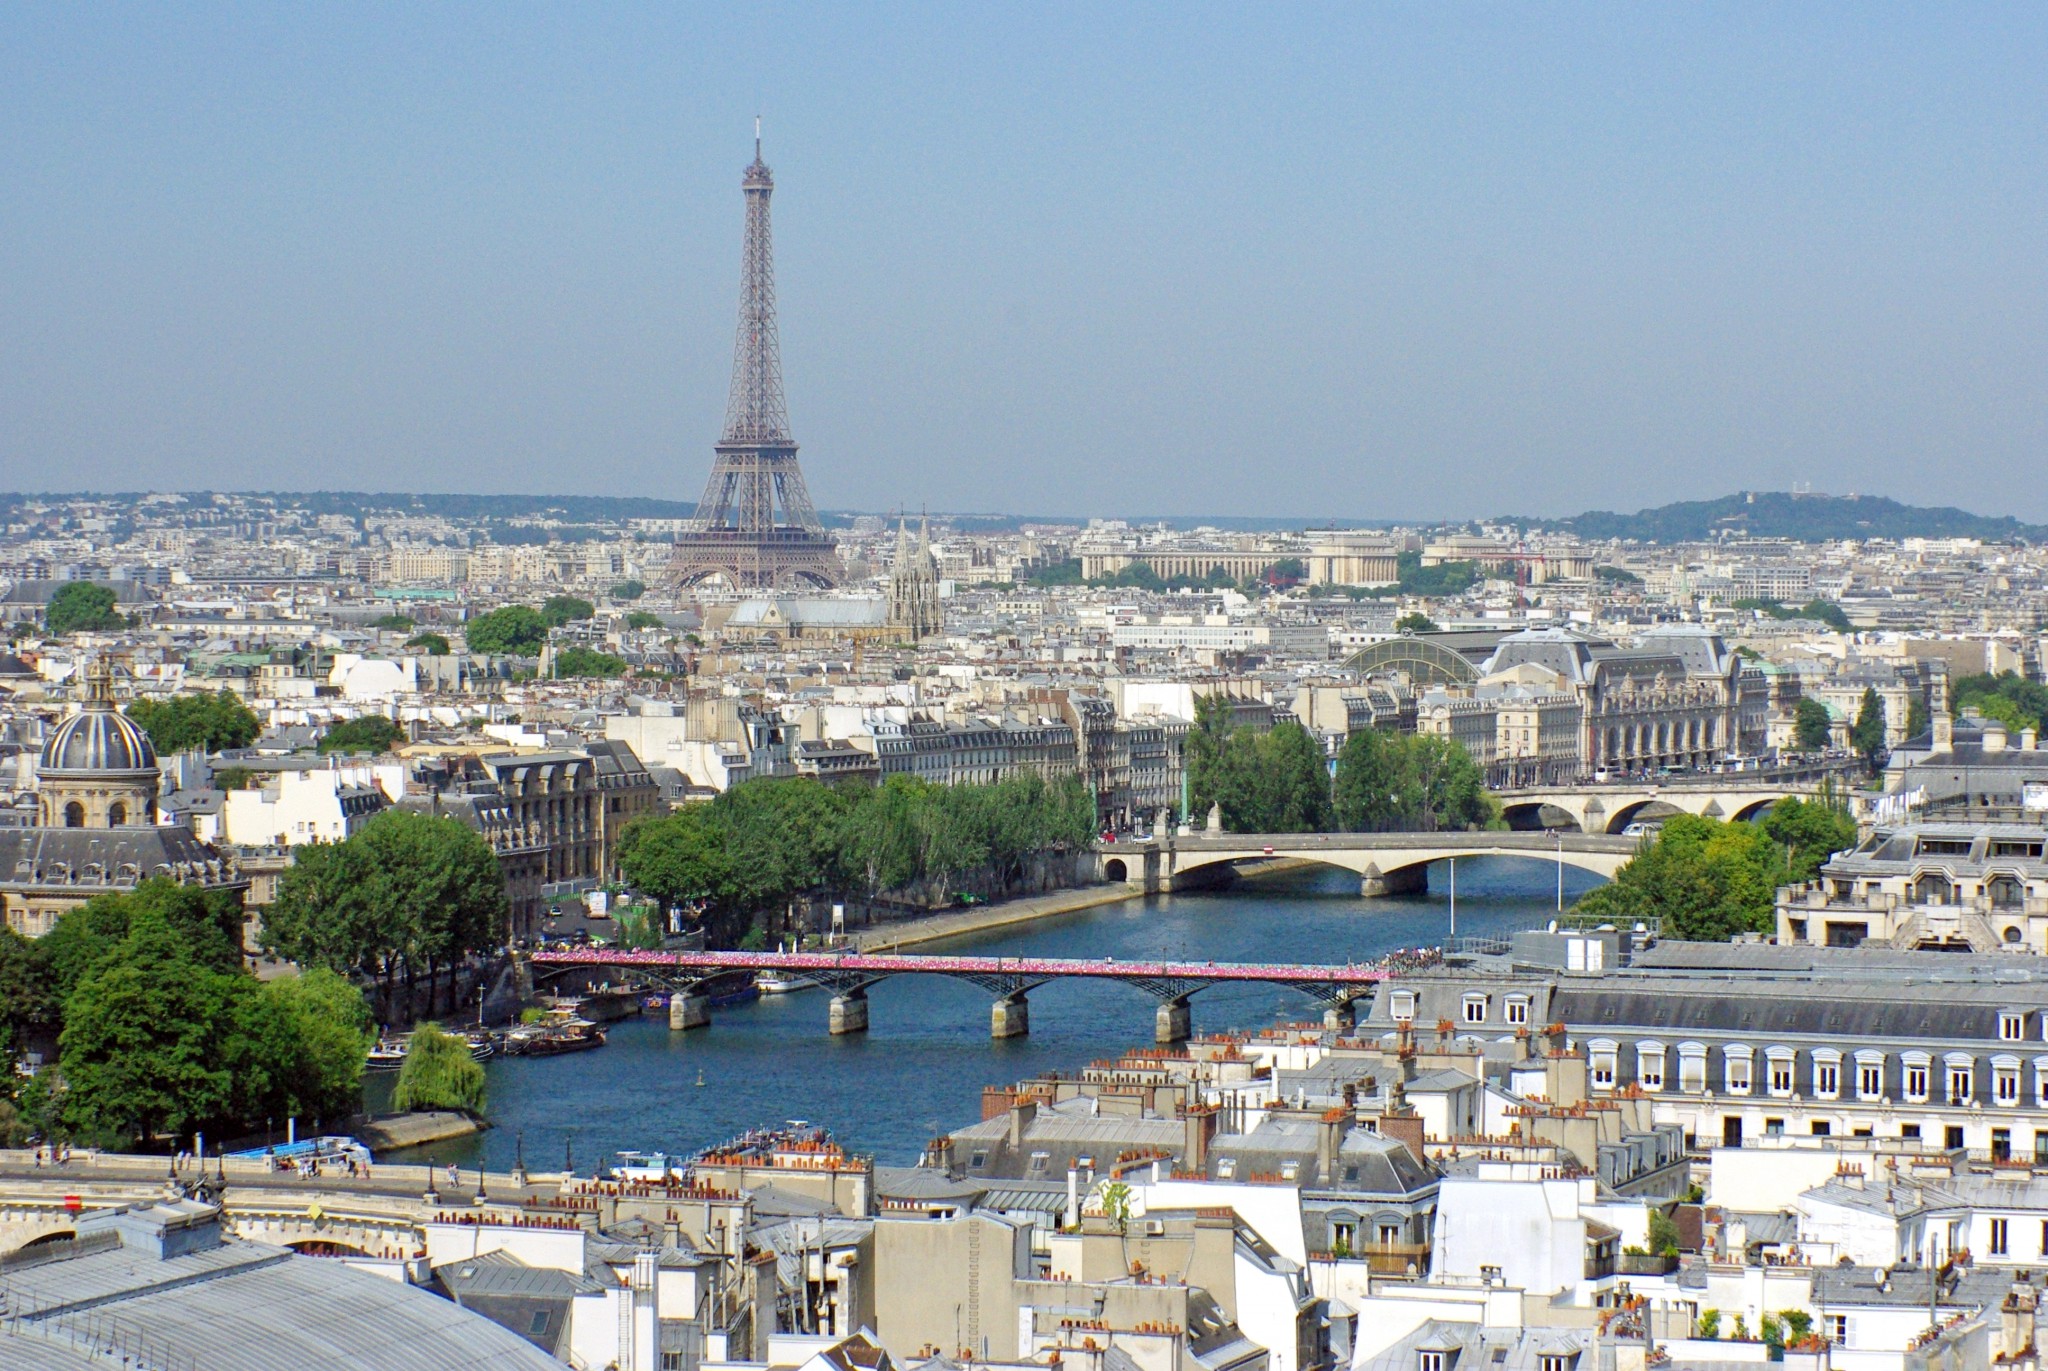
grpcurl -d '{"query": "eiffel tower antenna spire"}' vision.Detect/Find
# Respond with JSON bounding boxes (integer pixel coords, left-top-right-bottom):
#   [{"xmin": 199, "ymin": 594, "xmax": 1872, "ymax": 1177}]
[{"xmin": 668, "ymin": 126, "xmax": 843, "ymax": 590}]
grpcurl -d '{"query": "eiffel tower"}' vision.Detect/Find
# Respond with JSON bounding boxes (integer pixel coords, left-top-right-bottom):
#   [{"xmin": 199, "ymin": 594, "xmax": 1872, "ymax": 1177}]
[{"xmin": 669, "ymin": 126, "xmax": 843, "ymax": 589}]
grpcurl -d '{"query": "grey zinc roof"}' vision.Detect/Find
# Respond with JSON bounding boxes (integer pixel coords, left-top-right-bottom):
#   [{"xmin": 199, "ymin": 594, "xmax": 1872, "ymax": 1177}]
[{"xmin": 2, "ymin": 1237, "xmax": 567, "ymax": 1371}]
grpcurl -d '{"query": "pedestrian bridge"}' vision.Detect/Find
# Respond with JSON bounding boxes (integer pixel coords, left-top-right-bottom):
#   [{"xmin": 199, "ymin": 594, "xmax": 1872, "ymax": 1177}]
[{"xmin": 1097, "ymin": 830, "xmax": 1641, "ymax": 896}]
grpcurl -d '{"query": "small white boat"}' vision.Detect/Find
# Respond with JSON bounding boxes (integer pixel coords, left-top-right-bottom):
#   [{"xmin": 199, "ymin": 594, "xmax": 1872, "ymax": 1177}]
[
  {"xmin": 610, "ymin": 1149, "xmax": 683, "ymax": 1184},
  {"xmin": 754, "ymin": 970, "xmax": 813, "ymax": 995}
]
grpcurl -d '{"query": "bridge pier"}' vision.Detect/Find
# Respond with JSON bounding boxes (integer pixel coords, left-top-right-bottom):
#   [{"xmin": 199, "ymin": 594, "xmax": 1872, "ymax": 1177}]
[
  {"xmin": 1155, "ymin": 997, "xmax": 1191, "ymax": 1044},
  {"xmin": 991, "ymin": 993, "xmax": 1030, "ymax": 1039},
  {"xmin": 828, "ymin": 991, "xmax": 869, "ymax": 1036},
  {"xmin": 1360, "ymin": 864, "xmax": 1428, "ymax": 898},
  {"xmin": 668, "ymin": 990, "xmax": 710, "ymax": 1032}
]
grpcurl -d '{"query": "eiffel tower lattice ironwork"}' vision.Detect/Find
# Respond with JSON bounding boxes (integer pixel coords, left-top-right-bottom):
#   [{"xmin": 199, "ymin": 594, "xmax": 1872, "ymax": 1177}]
[{"xmin": 669, "ymin": 127, "xmax": 843, "ymax": 589}]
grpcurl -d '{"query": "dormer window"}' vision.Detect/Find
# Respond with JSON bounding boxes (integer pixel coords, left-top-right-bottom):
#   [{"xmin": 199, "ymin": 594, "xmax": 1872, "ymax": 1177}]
[
  {"xmin": 1462, "ymin": 994, "xmax": 1488, "ymax": 1024},
  {"xmin": 1420, "ymin": 1353, "xmax": 1447, "ymax": 1371},
  {"xmin": 1505, "ymin": 996, "xmax": 1530, "ymax": 1026},
  {"xmin": 1391, "ymin": 992, "xmax": 1415, "ymax": 1024},
  {"xmin": 2003, "ymin": 1013, "xmax": 2026, "ymax": 1043}
]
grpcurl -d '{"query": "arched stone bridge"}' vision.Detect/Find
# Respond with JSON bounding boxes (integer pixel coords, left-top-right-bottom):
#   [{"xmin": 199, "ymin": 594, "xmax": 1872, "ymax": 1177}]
[
  {"xmin": 1097, "ymin": 830, "xmax": 1641, "ymax": 897},
  {"xmin": 0, "ymin": 1158, "xmax": 432, "ymax": 1258},
  {"xmin": 1491, "ymin": 770, "xmax": 1840, "ymax": 835}
]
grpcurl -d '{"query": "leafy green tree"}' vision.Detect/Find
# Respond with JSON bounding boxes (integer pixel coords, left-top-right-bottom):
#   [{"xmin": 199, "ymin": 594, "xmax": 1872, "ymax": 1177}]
[
  {"xmin": 1333, "ymin": 729, "xmax": 1494, "ymax": 832},
  {"xmin": 392, "ymin": 1023, "xmax": 486, "ymax": 1114},
  {"xmin": 625, "ymin": 611, "xmax": 663, "ymax": 630},
  {"xmin": 464, "ymin": 605, "xmax": 549, "ymax": 655},
  {"xmin": 1332, "ymin": 728, "xmax": 1408, "ymax": 832},
  {"xmin": 1793, "ymin": 697, "xmax": 1834, "ymax": 751},
  {"xmin": 1258, "ymin": 722, "xmax": 1336, "ymax": 832},
  {"xmin": 1647, "ymin": 1207, "xmax": 1682, "ymax": 1256},
  {"xmin": 251, "ymin": 969, "xmax": 375, "ymax": 1122},
  {"xmin": 1185, "ymin": 697, "xmax": 1334, "ymax": 833},
  {"xmin": 1953, "ymin": 672, "xmax": 2048, "ymax": 733},
  {"xmin": 318, "ymin": 715, "xmax": 407, "ymax": 754},
  {"xmin": 45, "ymin": 582, "xmax": 126, "ymax": 634},
  {"xmin": 540, "ymin": 595, "xmax": 596, "ymax": 627},
  {"xmin": 1570, "ymin": 808, "xmax": 1852, "ymax": 942},
  {"xmin": 263, "ymin": 812, "xmax": 506, "ymax": 1015},
  {"xmin": 552, "ymin": 646, "xmax": 629, "ymax": 678},
  {"xmin": 1394, "ymin": 611, "xmax": 1438, "ymax": 634},
  {"xmin": 1594, "ymin": 565, "xmax": 1643, "ymax": 585},
  {"xmin": 610, "ymin": 580, "xmax": 648, "ymax": 601},
  {"xmin": 405, "ymin": 631, "xmax": 451, "ymax": 655},
  {"xmin": 41, "ymin": 880, "xmax": 242, "ymax": 1005},
  {"xmin": 1905, "ymin": 697, "xmax": 1931, "ymax": 742},
  {"xmin": 1395, "ymin": 551, "xmax": 1481, "ymax": 596},
  {"xmin": 126, "ymin": 690, "xmax": 262, "ymax": 754},
  {"xmin": 0, "ymin": 927, "xmax": 58, "ymax": 1061},
  {"xmin": 371, "ymin": 613, "xmax": 416, "ymax": 631},
  {"xmin": 59, "ymin": 906, "xmax": 246, "ymax": 1146},
  {"xmin": 1850, "ymin": 687, "xmax": 1888, "ymax": 772},
  {"xmin": 1758, "ymin": 796, "xmax": 1859, "ymax": 883}
]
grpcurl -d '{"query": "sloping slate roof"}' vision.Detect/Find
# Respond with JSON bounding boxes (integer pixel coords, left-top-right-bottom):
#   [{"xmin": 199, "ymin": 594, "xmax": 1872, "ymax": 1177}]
[
  {"xmin": 1549, "ymin": 982, "xmax": 2006, "ymax": 1040},
  {"xmin": 0, "ymin": 825, "xmax": 237, "ymax": 889}
]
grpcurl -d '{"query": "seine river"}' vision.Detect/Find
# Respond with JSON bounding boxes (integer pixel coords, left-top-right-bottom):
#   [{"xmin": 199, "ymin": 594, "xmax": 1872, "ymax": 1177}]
[{"xmin": 371, "ymin": 858, "xmax": 1605, "ymax": 1172}]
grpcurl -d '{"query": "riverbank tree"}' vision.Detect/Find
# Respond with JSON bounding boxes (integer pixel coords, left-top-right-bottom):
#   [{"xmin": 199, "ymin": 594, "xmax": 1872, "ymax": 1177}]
[
  {"xmin": 618, "ymin": 772, "xmax": 1096, "ymax": 946},
  {"xmin": 0, "ymin": 880, "xmax": 377, "ymax": 1150},
  {"xmin": 1332, "ymin": 729, "xmax": 1496, "ymax": 832},
  {"xmin": 261, "ymin": 811, "xmax": 508, "ymax": 1015},
  {"xmin": 392, "ymin": 1023, "xmax": 486, "ymax": 1114},
  {"xmin": 1571, "ymin": 798, "xmax": 1858, "ymax": 941},
  {"xmin": 1185, "ymin": 695, "xmax": 1333, "ymax": 832}
]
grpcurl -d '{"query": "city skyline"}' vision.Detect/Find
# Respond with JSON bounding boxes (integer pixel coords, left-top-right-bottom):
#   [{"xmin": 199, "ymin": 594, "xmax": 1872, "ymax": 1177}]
[{"xmin": 4, "ymin": 7, "xmax": 2045, "ymax": 516}]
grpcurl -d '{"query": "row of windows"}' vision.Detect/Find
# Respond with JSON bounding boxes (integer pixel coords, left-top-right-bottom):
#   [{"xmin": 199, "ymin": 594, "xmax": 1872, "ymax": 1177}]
[
  {"xmin": 1588, "ymin": 1042, "xmax": 2048, "ymax": 1106},
  {"xmin": 1392, "ymin": 991, "xmax": 2048, "ymax": 1044}
]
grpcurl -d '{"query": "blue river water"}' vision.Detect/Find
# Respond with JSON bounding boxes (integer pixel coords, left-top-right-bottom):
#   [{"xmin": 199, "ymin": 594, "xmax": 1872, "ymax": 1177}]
[{"xmin": 371, "ymin": 858, "xmax": 1604, "ymax": 1171}]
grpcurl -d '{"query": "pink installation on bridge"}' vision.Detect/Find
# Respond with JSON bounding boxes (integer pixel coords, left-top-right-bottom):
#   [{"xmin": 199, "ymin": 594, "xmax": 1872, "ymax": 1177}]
[{"xmin": 529, "ymin": 947, "xmax": 1434, "ymax": 985}]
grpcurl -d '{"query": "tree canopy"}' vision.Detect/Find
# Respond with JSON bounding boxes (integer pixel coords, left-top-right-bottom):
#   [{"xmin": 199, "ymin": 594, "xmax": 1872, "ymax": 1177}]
[
  {"xmin": 126, "ymin": 690, "xmax": 262, "ymax": 755},
  {"xmin": 263, "ymin": 810, "xmax": 507, "ymax": 1014},
  {"xmin": 610, "ymin": 580, "xmax": 647, "ymax": 601},
  {"xmin": 318, "ymin": 715, "xmax": 407, "ymax": 754},
  {"xmin": 539, "ymin": 595, "xmax": 596, "ymax": 627},
  {"xmin": 624, "ymin": 611, "xmax": 664, "ymax": 631},
  {"xmin": 1793, "ymin": 697, "xmax": 1834, "ymax": 751},
  {"xmin": 1394, "ymin": 611, "xmax": 1438, "ymax": 634},
  {"xmin": 553, "ymin": 646, "xmax": 629, "ymax": 678},
  {"xmin": 1954, "ymin": 673, "xmax": 2048, "ymax": 735},
  {"xmin": 1184, "ymin": 695, "xmax": 1334, "ymax": 833},
  {"xmin": 1571, "ymin": 799, "xmax": 1857, "ymax": 941},
  {"xmin": 619, "ymin": 772, "xmax": 1095, "ymax": 946},
  {"xmin": 45, "ymin": 582, "xmax": 126, "ymax": 634},
  {"xmin": 1850, "ymin": 687, "xmax": 1888, "ymax": 772},
  {"xmin": 1332, "ymin": 728, "xmax": 1496, "ymax": 833},
  {"xmin": 464, "ymin": 605, "xmax": 549, "ymax": 655},
  {"xmin": 406, "ymin": 631, "xmax": 452, "ymax": 655},
  {"xmin": 31, "ymin": 880, "xmax": 376, "ymax": 1149},
  {"xmin": 392, "ymin": 1023, "xmax": 486, "ymax": 1114}
]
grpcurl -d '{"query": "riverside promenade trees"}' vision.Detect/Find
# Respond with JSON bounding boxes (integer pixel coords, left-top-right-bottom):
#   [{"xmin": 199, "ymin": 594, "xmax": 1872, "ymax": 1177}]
[
  {"xmin": 1189, "ymin": 695, "xmax": 1494, "ymax": 836},
  {"xmin": 262, "ymin": 810, "xmax": 508, "ymax": 1017},
  {"xmin": 618, "ymin": 772, "xmax": 1097, "ymax": 947},
  {"xmin": 0, "ymin": 879, "xmax": 377, "ymax": 1150}
]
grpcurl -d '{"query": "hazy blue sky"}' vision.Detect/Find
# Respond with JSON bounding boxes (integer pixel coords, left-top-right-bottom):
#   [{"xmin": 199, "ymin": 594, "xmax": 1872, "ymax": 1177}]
[{"xmin": 3, "ymin": 5, "xmax": 2044, "ymax": 519}]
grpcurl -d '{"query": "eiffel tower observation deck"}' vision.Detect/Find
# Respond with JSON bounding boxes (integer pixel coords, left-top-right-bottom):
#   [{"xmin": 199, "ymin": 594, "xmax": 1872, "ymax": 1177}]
[{"xmin": 669, "ymin": 128, "xmax": 844, "ymax": 590}]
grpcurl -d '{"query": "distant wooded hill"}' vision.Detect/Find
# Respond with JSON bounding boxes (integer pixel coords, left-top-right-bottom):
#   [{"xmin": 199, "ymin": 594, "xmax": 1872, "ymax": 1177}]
[{"xmin": 1519, "ymin": 491, "xmax": 2048, "ymax": 544}]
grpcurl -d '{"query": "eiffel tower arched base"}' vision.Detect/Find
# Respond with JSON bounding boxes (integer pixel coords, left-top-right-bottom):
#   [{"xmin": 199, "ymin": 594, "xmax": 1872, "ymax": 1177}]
[{"xmin": 666, "ymin": 529, "xmax": 843, "ymax": 591}]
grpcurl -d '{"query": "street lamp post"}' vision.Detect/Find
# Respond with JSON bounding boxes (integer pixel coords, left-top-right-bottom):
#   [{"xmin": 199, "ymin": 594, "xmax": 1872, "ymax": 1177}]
[{"xmin": 1555, "ymin": 830, "xmax": 1565, "ymax": 913}]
